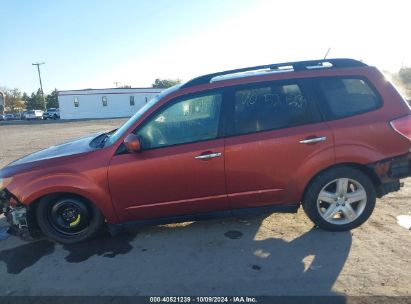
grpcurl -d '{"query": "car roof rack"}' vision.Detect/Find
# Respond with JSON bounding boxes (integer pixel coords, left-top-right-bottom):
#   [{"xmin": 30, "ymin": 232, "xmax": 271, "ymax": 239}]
[{"xmin": 180, "ymin": 58, "xmax": 366, "ymax": 89}]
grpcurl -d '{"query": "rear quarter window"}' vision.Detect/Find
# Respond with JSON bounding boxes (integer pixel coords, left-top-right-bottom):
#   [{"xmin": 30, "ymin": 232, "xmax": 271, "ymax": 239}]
[
  {"xmin": 318, "ymin": 78, "xmax": 382, "ymax": 119},
  {"xmin": 231, "ymin": 81, "xmax": 322, "ymax": 135}
]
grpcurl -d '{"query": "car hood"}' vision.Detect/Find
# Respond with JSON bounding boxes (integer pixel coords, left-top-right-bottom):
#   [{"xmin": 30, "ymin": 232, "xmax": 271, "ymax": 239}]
[{"xmin": 9, "ymin": 134, "xmax": 99, "ymax": 167}]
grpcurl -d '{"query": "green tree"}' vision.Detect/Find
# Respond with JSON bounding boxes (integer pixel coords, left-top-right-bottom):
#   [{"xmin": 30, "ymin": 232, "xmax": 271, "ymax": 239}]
[
  {"xmin": 25, "ymin": 89, "xmax": 45, "ymax": 110},
  {"xmin": 152, "ymin": 78, "xmax": 181, "ymax": 88},
  {"xmin": 398, "ymin": 67, "xmax": 411, "ymax": 100},
  {"xmin": 389, "ymin": 68, "xmax": 411, "ymax": 102},
  {"xmin": 0, "ymin": 87, "xmax": 24, "ymax": 112},
  {"xmin": 45, "ymin": 89, "xmax": 59, "ymax": 109},
  {"xmin": 398, "ymin": 67, "xmax": 411, "ymax": 84},
  {"xmin": 22, "ymin": 92, "xmax": 30, "ymax": 104}
]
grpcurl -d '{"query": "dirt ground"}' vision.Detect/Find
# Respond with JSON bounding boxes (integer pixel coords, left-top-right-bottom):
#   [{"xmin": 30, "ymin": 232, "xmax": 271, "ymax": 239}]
[{"xmin": 0, "ymin": 119, "xmax": 410, "ymax": 297}]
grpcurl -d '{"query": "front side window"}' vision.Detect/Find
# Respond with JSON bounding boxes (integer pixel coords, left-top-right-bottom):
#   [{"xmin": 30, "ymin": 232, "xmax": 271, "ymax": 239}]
[
  {"xmin": 136, "ymin": 93, "xmax": 222, "ymax": 149},
  {"xmin": 233, "ymin": 82, "xmax": 321, "ymax": 135},
  {"xmin": 102, "ymin": 96, "xmax": 108, "ymax": 107},
  {"xmin": 318, "ymin": 78, "xmax": 381, "ymax": 119},
  {"xmin": 74, "ymin": 97, "xmax": 79, "ymax": 107}
]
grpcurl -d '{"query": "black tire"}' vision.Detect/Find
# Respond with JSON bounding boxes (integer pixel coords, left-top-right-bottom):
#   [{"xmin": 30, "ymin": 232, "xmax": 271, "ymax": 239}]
[
  {"xmin": 302, "ymin": 166, "xmax": 376, "ymax": 231},
  {"xmin": 36, "ymin": 194, "xmax": 104, "ymax": 244}
]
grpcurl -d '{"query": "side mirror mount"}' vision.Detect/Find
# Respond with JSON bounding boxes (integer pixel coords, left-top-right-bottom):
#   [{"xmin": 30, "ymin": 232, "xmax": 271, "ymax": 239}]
[{"xmin": 123, "ymin": 133, "xmax": 142, "ymax": 153}]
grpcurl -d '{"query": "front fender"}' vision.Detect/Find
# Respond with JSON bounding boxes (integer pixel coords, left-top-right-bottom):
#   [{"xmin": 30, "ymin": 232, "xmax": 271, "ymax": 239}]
[{"xmin": 7, "ymin": 171, "xmax": 118, "ymax": 224}]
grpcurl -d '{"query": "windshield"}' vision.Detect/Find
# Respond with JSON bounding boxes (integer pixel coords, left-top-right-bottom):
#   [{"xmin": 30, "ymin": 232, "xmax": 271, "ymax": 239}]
[{"xmin": 105, "ymin": 84, "xmax": 181, "ymax": 146}]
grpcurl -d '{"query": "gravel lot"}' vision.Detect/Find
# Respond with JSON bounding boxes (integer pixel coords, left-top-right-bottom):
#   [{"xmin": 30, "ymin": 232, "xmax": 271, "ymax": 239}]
[{"xmin": 0, "ymin": 119, "xmax": 410, "ymax": 296}]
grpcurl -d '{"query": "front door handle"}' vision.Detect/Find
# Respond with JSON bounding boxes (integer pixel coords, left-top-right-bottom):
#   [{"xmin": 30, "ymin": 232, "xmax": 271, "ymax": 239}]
[
  {"xmin": 194, "ymin": 152, "xmax": 222, "ymax": 160},
  {"xmin": 299, "ymin": 136, "xmax": 327, "ymax": 144}
]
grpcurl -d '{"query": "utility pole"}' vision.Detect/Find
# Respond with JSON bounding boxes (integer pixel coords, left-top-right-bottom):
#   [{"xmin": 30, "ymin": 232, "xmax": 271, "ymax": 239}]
[{"xmin": 32, "ymin": 62, "xmax": 46, "ymax": 110}]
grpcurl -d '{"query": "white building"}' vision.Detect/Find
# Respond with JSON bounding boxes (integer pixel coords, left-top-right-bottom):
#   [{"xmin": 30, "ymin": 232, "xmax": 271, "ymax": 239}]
[{"xmin": 58, "ymin": 87, "xmax": 164, "ymax": 120}]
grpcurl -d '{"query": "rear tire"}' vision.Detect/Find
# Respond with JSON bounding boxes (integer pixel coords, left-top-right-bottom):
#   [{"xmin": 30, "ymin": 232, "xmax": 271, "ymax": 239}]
[
  {"xmin": 302, "ymin": 166, "xmax": 376, "ymax": 231},
  {"xmin": 36, "ymin": 194, "xmax": 103, "ymax": 244}
]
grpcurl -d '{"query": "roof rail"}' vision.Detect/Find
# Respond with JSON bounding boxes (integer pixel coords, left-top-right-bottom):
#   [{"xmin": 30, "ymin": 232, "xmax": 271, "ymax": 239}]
[{"xmin": 180, "ymin": 58, "xmax": 366, "ymax": 89}]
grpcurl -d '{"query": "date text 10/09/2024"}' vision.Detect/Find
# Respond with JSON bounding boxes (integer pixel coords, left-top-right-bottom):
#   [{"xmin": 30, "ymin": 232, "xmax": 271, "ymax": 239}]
[{"xmin": 149, "ymin": 297, "xmax": 258, "ymax": 303}]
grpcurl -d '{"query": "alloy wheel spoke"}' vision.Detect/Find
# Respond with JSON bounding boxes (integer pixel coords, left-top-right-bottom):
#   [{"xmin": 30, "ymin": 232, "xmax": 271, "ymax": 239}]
[
  {"xmin": 323, "ymin": 203, "xmax": 339, "ymax": 220},
  {"xmin": 336, "ymin": 178, "xmax": 349, "ymax": 196},
  {"xmin": 341, "ymin": 204, "xmax": 357, "ymax": 221},
  {"xmin": 318, "ymin": 190, "xmax": 337, "ymax": 204},
  {"xmin": 346, "ymin": 189, "xmax": 367, "ymax": 204}
]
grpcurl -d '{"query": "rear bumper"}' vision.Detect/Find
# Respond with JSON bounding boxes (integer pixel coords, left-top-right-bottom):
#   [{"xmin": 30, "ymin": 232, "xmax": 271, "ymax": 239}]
[
  {"xmin": 368, "ymin": 152, "xmax": 411, "ymax": 197},
  {"xmin": 389, "ymin": 153, "xmax": 411, "ymax": 179}
]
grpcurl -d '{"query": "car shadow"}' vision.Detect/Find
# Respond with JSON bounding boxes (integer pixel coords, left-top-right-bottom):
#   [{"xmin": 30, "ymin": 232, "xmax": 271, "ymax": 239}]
[
  {"xmin": 0, "ymin": 239, "xmax": 55, "ymax": 274},
  {"xmin": 143, "ymin": 214, "xmax": 352, "ymax": 297},
  {"xmin": 0, "ymin": 228, "xmax": 139, "ymax": 274},
  {"xmin": 62, "ymin": 230, "xmax": 138, "ymax": 263},
  {"xmin": 0, "ymin": 214, "xmax": 351, "ymax": 297}
]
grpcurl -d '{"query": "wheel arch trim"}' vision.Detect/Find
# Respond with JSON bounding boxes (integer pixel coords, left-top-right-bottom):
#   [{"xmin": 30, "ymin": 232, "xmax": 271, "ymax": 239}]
[{"xmin": 300, "ymin": 162, "xmax": 381, "ymax": 204}]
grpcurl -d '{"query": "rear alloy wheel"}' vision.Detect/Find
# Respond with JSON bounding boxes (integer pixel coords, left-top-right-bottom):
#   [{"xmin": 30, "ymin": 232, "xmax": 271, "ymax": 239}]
[
  {"xmin": 36, "ymin": 195, "xmax": 103, "ymax": 244},
  {"xmin": 303, "ymin": 167, "xmax": 376, "ymax": 231}
]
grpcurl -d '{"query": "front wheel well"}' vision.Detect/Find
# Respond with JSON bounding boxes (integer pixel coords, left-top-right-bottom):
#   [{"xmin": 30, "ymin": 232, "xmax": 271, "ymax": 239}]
[
  {"xmin": 26, "ymin": 192, "xmax": 104, "ymax": 238},
  {"xmin": 301, "ymin": 163, "xmax": 381, "ymax": 205}
]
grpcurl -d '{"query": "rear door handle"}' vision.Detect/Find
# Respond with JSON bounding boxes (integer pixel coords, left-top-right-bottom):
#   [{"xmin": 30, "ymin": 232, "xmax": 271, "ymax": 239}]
[
  {"xmin": 194, "ymin": 152, "xmax": 222, "ymax": 160},
  {"xmin": 299, "ymin": 136, "xmax": 327, "ymax": 144}
]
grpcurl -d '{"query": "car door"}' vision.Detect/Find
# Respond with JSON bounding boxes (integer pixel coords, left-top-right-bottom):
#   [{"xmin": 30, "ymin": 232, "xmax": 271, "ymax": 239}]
[
  {"xmin": 224, "ymin": 79, "xmax": 335, "ymax": 209},
  {"xmin": 108, "ymin": 90, "xmax": 229, "ymax": 222}
]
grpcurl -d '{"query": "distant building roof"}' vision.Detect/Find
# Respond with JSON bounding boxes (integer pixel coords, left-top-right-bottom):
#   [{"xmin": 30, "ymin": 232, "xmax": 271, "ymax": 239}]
[{"xmin": 58, "ymin": 87, "xmax": 163, "ymax": 96}]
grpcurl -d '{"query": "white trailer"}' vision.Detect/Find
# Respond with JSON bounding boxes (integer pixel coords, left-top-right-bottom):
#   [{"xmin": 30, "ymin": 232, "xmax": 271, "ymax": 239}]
[{"xmin": 58, "ymin": 87, "xmax": 163, "ymax": 120}]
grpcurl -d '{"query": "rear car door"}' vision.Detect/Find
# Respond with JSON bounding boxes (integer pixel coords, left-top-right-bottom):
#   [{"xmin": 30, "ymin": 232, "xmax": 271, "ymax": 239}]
[
  {"xmin": 224, "ymin": 79, "xmax": 335, "ymax": 209},
  {"xmin": 108, "ymin": 91, "xmax": 229, "ymax": 222}
]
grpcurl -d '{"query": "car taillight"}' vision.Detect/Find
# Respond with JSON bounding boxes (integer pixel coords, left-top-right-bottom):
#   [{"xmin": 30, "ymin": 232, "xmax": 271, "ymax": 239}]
[{"xmin": 390, "ymin": 115, "xmax": 411, "ymax": 141}]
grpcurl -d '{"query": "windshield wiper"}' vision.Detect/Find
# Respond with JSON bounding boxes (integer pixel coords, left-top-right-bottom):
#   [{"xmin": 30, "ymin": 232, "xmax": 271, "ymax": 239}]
[
  {"xmin": 89, "ymin": 129, "xmax": 118, "ymax": 148},
  {"xmin": 89, "ymin": 133, "xmax": 109, "ymax": 148}
]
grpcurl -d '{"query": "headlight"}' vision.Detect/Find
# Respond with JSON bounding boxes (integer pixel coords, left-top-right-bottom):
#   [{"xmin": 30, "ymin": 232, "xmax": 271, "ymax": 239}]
[{"xmin": 0, "ymin": 177, "xmax": 13, "ymax": 191}]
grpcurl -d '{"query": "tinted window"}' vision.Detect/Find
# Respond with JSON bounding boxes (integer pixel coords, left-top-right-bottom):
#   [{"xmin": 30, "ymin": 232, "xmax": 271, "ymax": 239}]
[
  {"xmin": 74, "ymin": 97, "xmax": 79, "ymax": 107},
  {"xmin": 102, "ymin": 96, "xmax": 108, "ymax": 107},
  {"xmin": 318, "ymin": 78, "xmax": 381, "ymax": 119},
  {"xmin": 233, "ymin": 82, "xmax": 321, "ymax": 135},
  {"xmin": 136, "ymin": 93, "xmax": 222, "ymax": 149}
]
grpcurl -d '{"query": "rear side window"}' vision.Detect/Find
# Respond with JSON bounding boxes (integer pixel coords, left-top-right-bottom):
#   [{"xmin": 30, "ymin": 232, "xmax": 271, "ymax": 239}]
[
  {"xmin": 232, "ymin": 81, "xmax": 321, "ymax": 135},
  {"xmin": 318, "ymin": 78, "xmax": 381, "ymax": 119}
]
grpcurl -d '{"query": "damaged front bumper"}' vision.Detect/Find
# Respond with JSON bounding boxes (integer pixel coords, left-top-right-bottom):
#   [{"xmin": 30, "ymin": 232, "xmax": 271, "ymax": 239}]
[{"xmin": 0, "ymin": 189, "xmax": 28, "ymax": 230}]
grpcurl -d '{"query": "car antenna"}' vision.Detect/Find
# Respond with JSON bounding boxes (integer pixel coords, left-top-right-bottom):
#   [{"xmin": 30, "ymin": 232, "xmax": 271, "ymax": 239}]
[{"xmin": 323, "ymin": 47, "xmax": 331, "ymax": 59}]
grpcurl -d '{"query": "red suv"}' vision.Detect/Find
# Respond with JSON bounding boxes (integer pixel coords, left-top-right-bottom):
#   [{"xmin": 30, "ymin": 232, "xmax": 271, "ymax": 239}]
[{"xmin": 1, "ymin": 59, "xmax": 410, "ymax": 244}]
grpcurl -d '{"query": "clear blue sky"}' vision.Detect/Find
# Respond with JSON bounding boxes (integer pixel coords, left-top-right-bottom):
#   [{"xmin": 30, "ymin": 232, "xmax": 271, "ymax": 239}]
[{"xmin": 1, "ymin": 0, "xmax": 410, "ymax": 94}]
